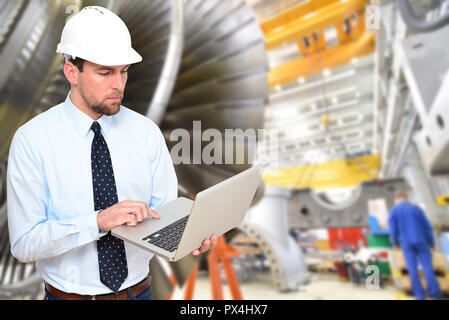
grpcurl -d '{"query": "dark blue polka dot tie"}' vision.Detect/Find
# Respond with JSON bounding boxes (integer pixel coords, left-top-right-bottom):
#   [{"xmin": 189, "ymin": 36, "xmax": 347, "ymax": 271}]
[{"xmin": 91, "ymin": 121, "xmax": 128, "ymax": 293}]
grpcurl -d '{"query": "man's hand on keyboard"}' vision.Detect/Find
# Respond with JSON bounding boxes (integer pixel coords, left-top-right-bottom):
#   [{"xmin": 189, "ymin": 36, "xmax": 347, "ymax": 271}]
[
  {"xmin": 97, "ymin": 199, "xmax": 160, "ymax": 231},
  {"xmin": 191, "ymin": 234, "xmax": 218, "ymax": 256}
]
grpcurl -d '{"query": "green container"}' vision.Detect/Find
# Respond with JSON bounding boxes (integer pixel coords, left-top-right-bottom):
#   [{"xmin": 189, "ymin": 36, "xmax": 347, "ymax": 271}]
[
  {"xmin": 359, "ymin": 260, "xmax": 392, "ymax": 276},
  {"xmin": 367, "ymin": 234, "xmax": 393, "ymax": 248},
  {"xmin": 378, "ymin": 260, "xmax": 392, "ymax": 275}
]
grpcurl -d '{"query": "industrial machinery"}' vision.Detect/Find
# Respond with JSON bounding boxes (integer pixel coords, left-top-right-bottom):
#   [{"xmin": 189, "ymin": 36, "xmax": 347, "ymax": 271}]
[
  {"xmin": 373, "ymin": 0, "xmax": 449, "ymax": 225},
  {"xmin": 289, "ymin": 178, "xmax": 408, "ymax": 230},
  {"xmin": 240, "ymin": 186, "xmax": 310, "ymax": 292}
]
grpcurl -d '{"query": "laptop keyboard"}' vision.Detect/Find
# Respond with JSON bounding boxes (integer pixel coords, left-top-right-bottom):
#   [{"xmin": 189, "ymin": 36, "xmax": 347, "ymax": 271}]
[{"xmin": 142, "ymin": 216, "xmax": 189, "ymax": 252}]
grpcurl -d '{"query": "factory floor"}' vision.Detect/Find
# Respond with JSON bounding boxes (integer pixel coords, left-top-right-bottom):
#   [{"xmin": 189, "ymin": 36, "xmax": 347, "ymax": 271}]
[
  {"xmin": 170, "ymin": 270, "xmax": 400, "ymax": 300},
  {"xmin": 28, "ymin": 270, "xmax": 401, "ymax": 300}
]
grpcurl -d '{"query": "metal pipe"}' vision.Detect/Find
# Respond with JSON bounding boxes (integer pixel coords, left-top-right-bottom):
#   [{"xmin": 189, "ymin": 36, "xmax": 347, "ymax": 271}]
[
  {"xmin": 402, "ymin": 142, "xmax": 446, "ymax": 229},
  {"xmin": 398, "ymin": 0, "xmax": 449, "ymax": 33},
  {"xmin": 380, "ymin": 86, "xmax": 400, "ymax": 178},
  {"xmin": 388, "ymin": 105, "xmax": 417, "ymax": 177},
  {"xmin": 146, "ymin": 0, "xmax": 184, "ymax": 125}
]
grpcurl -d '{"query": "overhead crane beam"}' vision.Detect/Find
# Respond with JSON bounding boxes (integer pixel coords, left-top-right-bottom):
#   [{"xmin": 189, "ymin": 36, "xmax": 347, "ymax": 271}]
[
  {"xmin": 261, "ymin": 0, "xmax": 374, "ymax": 88},
  {"xmin": 264, "ymin": 0, "xmax": 370, "ymax": 50},
  {"xmin": 263, "ymin": 154, "xmax": 381, "ymax": 190},
  {"xmin": 268, "ymin": 31, "xmax": 374, "ymax": 88},
  {"xmin": 260, "ymin": 0, "xmax": 342, "ymax": 35}
]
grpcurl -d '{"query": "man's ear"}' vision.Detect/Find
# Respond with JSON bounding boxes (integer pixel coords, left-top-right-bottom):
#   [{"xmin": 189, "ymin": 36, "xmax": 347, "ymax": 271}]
[{"xmin": 63, "ymin": 61, "xmax": 79, "ymax": 86}]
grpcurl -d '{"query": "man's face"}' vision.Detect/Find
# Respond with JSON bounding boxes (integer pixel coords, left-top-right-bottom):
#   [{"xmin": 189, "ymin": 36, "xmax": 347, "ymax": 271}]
[{"xmin": 77, "ymin": 61, "xmax": 130, "ymax": 116}]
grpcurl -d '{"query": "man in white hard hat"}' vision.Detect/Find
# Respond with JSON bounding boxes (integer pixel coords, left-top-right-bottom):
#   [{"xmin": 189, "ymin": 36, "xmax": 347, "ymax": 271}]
[{"xmin": 7, "ymin": 6, "xmax": 217, "ymax": 300}]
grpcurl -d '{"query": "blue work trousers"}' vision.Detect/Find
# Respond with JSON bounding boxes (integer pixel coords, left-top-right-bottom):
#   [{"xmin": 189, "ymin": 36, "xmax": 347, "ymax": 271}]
[{"xmin": 402, "ymin": 244, "xmax": 442, "ymax": 300}]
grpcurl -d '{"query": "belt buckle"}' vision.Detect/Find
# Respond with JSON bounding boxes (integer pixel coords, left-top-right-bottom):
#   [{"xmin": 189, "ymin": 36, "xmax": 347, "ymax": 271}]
[{"xmin": 92, "ymin": 295, "xmax": 96, "ymax": 301}]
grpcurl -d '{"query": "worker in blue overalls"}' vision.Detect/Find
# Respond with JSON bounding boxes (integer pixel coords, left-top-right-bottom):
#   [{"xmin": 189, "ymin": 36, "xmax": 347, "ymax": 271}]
[{"xmin": 388, "ymin": 190, "xmax": 442, "ymax": 300}]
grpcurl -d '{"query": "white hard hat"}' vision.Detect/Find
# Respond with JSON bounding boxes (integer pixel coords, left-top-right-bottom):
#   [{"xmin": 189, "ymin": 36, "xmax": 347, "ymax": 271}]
[{"xmin": 57, "ymin": 6, "xmax": 142, "ymax": 66}]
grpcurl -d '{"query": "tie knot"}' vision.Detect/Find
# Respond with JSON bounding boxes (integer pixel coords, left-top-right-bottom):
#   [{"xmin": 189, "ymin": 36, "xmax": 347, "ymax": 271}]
[{"xmin": 91, "ymin": 121, "xmax": 101, "ymax": 135}]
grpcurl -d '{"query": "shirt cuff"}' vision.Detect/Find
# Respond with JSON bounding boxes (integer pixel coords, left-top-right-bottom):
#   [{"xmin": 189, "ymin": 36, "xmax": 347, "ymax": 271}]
[
  {"xmin": 77, "ymin": 211, "xmax": 102, "ymax": 242},
  {"xmin": 95, "ymin": 209, "xmax": 109, "ymax": 238}
]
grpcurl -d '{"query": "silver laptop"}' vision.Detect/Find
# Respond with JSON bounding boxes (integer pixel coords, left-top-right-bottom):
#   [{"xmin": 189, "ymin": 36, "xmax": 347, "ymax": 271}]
[{"xmin": 112, "ymin": 165, "xmax": 263, "ymax": 262}]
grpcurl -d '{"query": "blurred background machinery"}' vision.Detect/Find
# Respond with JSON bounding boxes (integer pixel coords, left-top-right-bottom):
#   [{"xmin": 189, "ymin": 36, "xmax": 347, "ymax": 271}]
[
  {"xmin": 250, "ymin": 0, "xmax": 449, "ymax": 299},
  {"xmin": 240, "ymin": 186, "xmax": 310, "ymax": 292},
  {"xmin": 289, "ymin": 178, "xmax": 407, "ymax": 229},
  {"xmin": 257, "ymin": 0, "xmax": 449, "ymax": 232}
]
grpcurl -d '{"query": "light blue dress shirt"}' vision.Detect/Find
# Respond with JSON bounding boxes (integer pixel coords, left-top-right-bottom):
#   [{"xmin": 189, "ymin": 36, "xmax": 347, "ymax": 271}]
[{"xmin": 7, "ymin": 94, "xmax": 178, "ymax": 295}]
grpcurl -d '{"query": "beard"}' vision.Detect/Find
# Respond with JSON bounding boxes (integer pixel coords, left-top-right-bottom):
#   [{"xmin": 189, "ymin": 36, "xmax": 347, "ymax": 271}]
[
  {"xmin": 90, "ymin": 99, "xmax": 122, "ymax": 116},
  {"xmin": 78, "ymin": 83, "xmax": 123, "ymax": 116}
]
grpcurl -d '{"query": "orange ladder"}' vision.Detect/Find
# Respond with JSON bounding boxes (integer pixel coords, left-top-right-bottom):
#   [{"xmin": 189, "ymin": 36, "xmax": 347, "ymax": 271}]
[{"xmin": 166, "ymin": 236, "xmax": 243, "ymax": 300}]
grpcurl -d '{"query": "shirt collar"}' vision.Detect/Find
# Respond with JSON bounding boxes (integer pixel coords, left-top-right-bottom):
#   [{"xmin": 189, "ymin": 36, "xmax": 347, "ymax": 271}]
[{"xmin": 63, "ymin": 93, "xmax": 115, "ymax": 140}]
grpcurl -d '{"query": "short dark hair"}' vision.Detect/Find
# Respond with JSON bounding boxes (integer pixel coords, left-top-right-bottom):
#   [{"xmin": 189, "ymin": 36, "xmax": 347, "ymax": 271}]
[
  {"xmin": 395, "ymin": 189, "xmax": 408, "ymax": 200},
  {"xmin": 69, "ymin": 57, "xmax": 85, "ymax": 72}
]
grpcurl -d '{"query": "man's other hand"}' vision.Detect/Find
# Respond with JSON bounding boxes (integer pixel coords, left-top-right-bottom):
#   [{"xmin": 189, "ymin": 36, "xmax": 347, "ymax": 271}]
[{"xmin": 191, "ymin": 234, "xmax": 218, "ymax": 256}]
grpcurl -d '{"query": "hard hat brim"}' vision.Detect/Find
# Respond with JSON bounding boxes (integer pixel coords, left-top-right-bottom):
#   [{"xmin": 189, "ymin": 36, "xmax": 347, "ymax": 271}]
[{"xmin": 57, "ymin": 43, "xmax": 143, "ymax": 66}]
